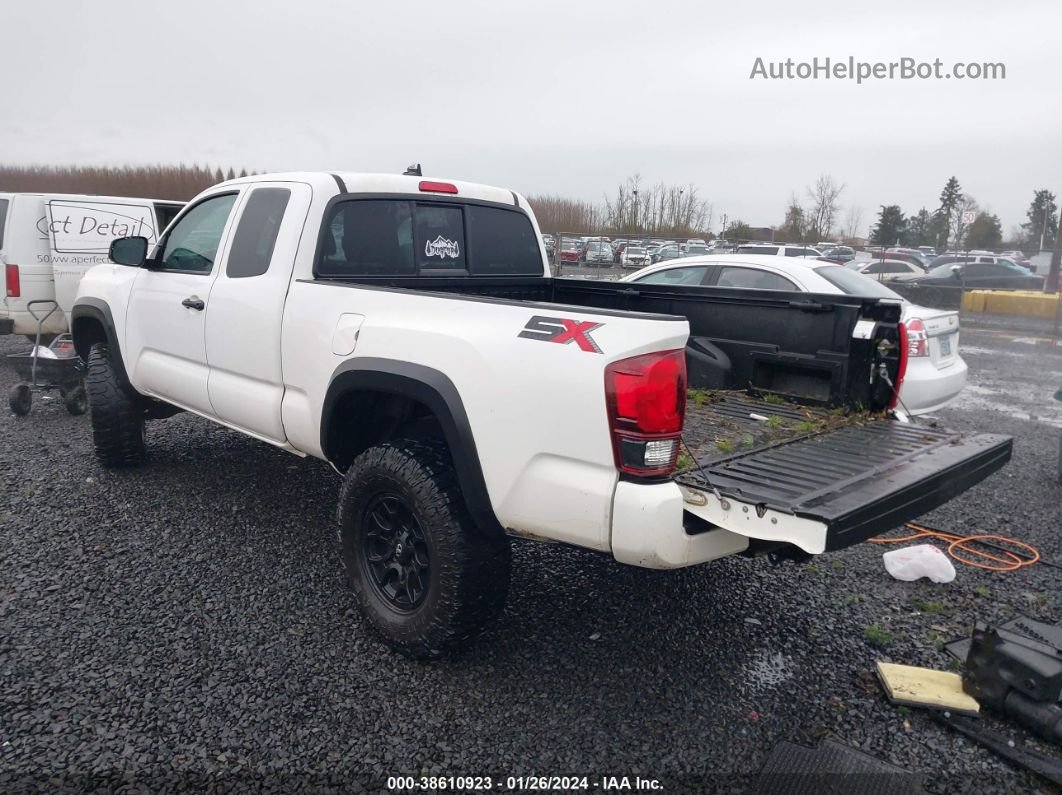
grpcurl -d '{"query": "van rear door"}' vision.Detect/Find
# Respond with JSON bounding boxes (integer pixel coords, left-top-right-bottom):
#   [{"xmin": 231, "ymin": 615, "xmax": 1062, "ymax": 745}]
[{"xmin": 46, "ymin": 198, "xmax": 165, "ymax": 323}]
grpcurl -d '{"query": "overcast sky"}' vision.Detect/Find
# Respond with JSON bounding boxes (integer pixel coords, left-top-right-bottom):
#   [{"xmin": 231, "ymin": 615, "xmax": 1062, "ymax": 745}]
[{"xmin": 5, "ymin": 0, "xmax": 1060, "ymax": 236}]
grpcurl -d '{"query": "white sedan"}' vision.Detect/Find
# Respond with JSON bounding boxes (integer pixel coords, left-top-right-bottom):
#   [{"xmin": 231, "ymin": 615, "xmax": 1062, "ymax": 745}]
[
  {"xmin": 846, "ymin": 258, "xmax": 926, "ymax": 280},
  {"xmin": 621, "ymin": 255, "xmax": 967, "ymax": 416}
]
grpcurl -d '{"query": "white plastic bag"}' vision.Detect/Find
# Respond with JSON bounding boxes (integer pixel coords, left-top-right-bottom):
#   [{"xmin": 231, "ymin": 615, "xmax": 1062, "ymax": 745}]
[
  {"xmin": 31, "ymin": 345, "xmax": 58, "ymax": 359},
  {"xmin": 882, "ymin": 544, "xmax": 956, "ymax": 583}
]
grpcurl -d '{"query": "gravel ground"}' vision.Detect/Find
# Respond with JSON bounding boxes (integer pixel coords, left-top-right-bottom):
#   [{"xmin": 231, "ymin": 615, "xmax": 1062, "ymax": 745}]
[{"xmin": 1, "ymin": 329, "xmax": 1060, "ymax": 794}]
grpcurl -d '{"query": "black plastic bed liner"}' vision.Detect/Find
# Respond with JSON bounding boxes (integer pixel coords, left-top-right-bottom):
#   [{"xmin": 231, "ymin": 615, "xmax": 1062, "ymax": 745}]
[{"xmin": 676, "ymin": 394, "xmax": 1012, "ymax": 550}]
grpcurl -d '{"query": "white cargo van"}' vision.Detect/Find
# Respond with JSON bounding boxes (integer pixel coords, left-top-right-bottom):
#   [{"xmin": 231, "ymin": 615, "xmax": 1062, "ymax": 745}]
[{"xmin": 0, "ymin": 193, "xmax": 183, "ymax": 337}]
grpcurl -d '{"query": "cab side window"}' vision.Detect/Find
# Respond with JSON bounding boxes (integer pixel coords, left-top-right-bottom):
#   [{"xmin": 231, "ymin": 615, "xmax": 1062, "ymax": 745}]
[
  {"xmin": 158, "ymin": 194, "xmax": 238, "ymax": 274},
  {"xmin": 226, "ymin": 188, "xmax": 291, "ymax": 278}
]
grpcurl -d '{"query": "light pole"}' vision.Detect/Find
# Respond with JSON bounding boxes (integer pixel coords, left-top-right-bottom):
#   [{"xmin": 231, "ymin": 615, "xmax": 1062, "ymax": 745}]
[
  {"xmin": 1040, "ymin": 200, "xmax": 1050, "ymax": 253},
  {"xmin": 632, "ymin": 189, "xmax": 638, "ymax": 239}
]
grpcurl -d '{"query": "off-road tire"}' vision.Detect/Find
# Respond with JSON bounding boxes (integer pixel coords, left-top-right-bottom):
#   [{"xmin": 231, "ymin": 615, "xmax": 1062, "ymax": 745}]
[
  {"xmin": 86, "ymin": 343, "xmax": 145, "ymax": 467},
  {"xmin": 338, "ymin": 438, "xmax": 511, "ymax": 658}
]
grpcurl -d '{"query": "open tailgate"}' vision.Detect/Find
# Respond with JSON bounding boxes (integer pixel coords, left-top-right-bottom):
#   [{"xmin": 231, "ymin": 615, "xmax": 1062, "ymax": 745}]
[{"xmin": 675, "ymin": 395, "xmax": 1012, "ymax": 554}]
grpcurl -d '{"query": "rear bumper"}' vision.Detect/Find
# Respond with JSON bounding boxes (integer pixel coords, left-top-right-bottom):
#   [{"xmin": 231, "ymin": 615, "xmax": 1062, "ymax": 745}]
[
  {"xmin": 901, "ymin": 356, "xmax": 968, "ymax": 415},
  {"xmin": 610, "ymin": 480, "xmax": 749, "ymax": 568},
  {"xmin": 0, "ymin": 308, "xmax": 68, "ymax": 336}
]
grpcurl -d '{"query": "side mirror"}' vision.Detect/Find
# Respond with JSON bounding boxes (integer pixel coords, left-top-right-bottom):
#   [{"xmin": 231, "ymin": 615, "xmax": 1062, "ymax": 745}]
[
  {"xmin": 109, "ymin": 236, "xmax": 149, "ymax": 267},
  {"xmin": 949, "ymin": 264, "xmax": 963, "ymax": 279}
]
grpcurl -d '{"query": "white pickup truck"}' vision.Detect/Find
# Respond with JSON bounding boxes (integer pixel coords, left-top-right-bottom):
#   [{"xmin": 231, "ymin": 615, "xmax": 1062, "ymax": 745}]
[{"xmin": 72, "ymin": 171, "xmax": 1011, "ymax": 657}]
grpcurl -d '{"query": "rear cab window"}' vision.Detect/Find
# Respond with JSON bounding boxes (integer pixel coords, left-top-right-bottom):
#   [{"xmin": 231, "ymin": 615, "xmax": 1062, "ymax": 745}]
[
  {"xmin": 0, "ymin": 198, "xmax": 8, "ymax": 249},
  {"xmin": 316, "ymin": 197, "xmax": 543, "ymax": 278}
]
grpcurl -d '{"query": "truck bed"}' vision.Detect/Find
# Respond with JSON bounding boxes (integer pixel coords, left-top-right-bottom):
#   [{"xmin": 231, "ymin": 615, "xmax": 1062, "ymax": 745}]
[
  {"xmin": 351, "ymin": 274, "xmax": 907, "ymax": 411},
  {"xmin": 676, "ymin": 393, "xmax": 1011, "ymax": 550}
]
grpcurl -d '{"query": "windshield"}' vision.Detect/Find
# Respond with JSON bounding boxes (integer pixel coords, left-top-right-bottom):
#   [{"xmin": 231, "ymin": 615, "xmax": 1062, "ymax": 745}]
[
  {"xmin": 589, "ymin": 242, "xmax": 609, "ymax": 252},
  {"xmin": 814, "ymin": 265, "xmax": 905, "ymax": 300},
  {"xmin": 626, "ymin": 247, "xmax": 646, "ymax": 254}
]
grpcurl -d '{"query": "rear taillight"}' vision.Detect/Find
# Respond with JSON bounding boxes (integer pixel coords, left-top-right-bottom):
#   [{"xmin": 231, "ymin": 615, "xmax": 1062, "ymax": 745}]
[
  {"xmin": 888, "ymin": 322, "xmax": 910, "ymax": 411},
  {"xmin": 905, "ymin": 317, "xmax": 929, "ymax": 357},
  {"xmin": 5, "ymin": 264, "xmax": 19, "ymax": 298},
  {"xmin": 605, "ymin": 349, "xmax": 687, "ymax": 476}
]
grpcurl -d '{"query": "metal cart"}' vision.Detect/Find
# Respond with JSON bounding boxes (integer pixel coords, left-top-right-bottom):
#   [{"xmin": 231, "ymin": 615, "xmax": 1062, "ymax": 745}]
[{"xmin": 7, "ymin": 300, "xmax": 87, "ymax": 417}]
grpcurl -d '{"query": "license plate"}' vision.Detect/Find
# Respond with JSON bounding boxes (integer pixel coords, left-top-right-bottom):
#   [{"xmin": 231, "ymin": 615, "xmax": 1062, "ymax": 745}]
[{"xmin": 939, "ymin": 334, "xmax": 952, "ymax": 357}]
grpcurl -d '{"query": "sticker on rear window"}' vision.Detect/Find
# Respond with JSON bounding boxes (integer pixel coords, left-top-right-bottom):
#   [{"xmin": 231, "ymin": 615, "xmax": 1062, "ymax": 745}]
[{"xmin": 424, "ymin": 236, "xmax": 460, "ymax": 259}]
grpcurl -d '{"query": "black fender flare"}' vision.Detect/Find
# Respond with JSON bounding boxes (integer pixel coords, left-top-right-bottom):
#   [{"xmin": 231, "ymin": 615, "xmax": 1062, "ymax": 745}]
[
  {"xmin": 322, "ymin": 358, "xmax": 502, "ymax": 535},
  {"xmin": 70, "ymin": 299, "xmax": 133, "ymax": 388}
]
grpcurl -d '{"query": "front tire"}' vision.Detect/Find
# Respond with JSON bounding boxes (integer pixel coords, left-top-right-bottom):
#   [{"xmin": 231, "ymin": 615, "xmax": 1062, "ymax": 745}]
[
  {"xmin": 339, "ymin": 439, "xmax": 511, "ymax": 658},
  {"xmin": 86, "ymin": 343, "xmax": 145, "ymax": 467}
]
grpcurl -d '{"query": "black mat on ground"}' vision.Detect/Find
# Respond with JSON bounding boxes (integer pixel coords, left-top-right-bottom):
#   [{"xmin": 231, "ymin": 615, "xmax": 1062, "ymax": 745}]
[{"xmin": 747, "ymin": 738, "xmax": 924, "ymax": 795}]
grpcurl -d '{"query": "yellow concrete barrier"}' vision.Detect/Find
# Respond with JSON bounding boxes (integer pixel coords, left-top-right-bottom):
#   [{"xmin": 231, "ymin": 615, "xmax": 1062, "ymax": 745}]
[
  {"xmin": 962, "ymin": 290, "xmax": 1060, "ymax": 319},
  {"xmin": 960, "ymin": 291, "xmax": 987, "ymax": 313}
]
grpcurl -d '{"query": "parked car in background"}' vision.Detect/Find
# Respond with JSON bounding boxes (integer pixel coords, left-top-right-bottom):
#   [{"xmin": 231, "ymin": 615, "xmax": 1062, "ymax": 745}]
[
  {"xmin": 583, "ymin": 240, "xmax": 614, "ymax": 266},
  {"xmin": 542, "ymin": 234, "xmax": 556, "ymax": 262},
  {"xmin": 612, "ymin": 240, "xmax": 636, "ymax": 264},
  {"xmin": 622, "ymin": 254, "xmax": 968, "ymax": 415},
  {"xmin": 685, "ymin": 244, "xmax": 709, "ymax": 257},
  {"xmin": 885, "ymin": 248, "xmax": 932, "ymax": 269},
  {"xmin": 558, "ymin": 238, "xmax": 582, "ymax": 264},
  {"xmin": 918, "ymin": 246, "xmax": 937, "ymax": 257},
  {"xmin": 706, "ymin": 239, "xmax": 732, "ymax": 252},
  {"xmin": 820, "ymin": 245, "xmax": 855, "ymax": 262},
  {"xmin": 620, "ymin": 245, "xmax": 652, "ymax": 268},
  {"xmin": 899, "ymin": 260, "xmax": 1045, "ymax": 290},
  {"xmin": 651, "ymin": 244, "xmax": 682, "ymax": 263},
  {"xmin": 928, "ymin": 253, "xmax": 1014, "ymax": 268},
  {"xmin": 736, "ymin": 244, "xmax": 822, "ymax": 258},
  {"xmin": 873, "ymin": 250, "xmax": 931, "ymax": 270},
  {"xmin": 850, "ymin": 258, "xmax": 926, "ymax": 280}
]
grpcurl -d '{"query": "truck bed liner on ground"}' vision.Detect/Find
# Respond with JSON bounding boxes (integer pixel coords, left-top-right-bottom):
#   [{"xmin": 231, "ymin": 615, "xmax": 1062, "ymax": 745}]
[{"xmin": 677, "ymin": 394, "xmax": 1012, "ymax": 550}]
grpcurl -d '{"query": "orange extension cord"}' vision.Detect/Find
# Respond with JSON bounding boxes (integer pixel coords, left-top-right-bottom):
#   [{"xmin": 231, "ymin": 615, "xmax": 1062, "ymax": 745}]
[{"xmin": 868, "ymin": 522, "xmax": 1043, "ymax": 572}]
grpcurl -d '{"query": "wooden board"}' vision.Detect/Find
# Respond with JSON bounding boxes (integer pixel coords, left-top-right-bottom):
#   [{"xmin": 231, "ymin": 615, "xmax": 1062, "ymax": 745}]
[{"xmin": 875, "ymin": 661, "xmax": 981, "ymax": 716}]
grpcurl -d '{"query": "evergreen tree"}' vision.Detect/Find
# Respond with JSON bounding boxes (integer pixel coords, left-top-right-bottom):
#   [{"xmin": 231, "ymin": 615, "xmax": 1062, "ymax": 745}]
[
  {"xmin": 1021, "ymin": 189, "xmax": 1058, "ymax": 251},
  {"xmin": 906, "ymin": 208, "xmax": 933, "ymax": 248},
  {"xmin": 964, "ymin": 212, "xmax": 1003, "ymax": 250},
  {"xmin": 934, "ymin": 176, "xmax": 962, "ymax": 249},
  {"xmin": 871, "ymin": 205, "xmax": 906, "ymax": 246}
]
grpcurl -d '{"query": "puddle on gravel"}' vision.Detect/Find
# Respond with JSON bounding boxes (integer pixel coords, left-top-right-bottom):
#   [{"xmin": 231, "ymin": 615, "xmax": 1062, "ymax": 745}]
[
  {"xmin": 740, "ymin": 651, "xmax": 795, "ymax": 694},
  {"xmin": 951, "ymin": 383, "xmax": 1062, "ymax": 428},
  {"xmin": 1011, "ymin": 337, "xmax": 1062, "ymax": 347}
]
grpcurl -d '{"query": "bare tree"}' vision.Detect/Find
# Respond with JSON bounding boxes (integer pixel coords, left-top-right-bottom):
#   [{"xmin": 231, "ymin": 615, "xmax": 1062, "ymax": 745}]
[
  {"xmin": 805, "ymin": 174, "xmax": 845, "ymax": 241},
  {"xmin": 778, "ymin": 193, "xmax": 805, "ymax": 242},
  {"xmin": 842, "ymin": 205, "xmax": 864, "ymax": 242}
]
